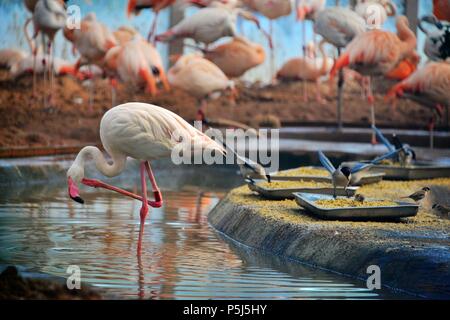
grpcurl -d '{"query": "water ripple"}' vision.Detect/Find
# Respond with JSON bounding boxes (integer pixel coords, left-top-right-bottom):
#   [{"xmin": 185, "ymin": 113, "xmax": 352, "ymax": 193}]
[{"xmin": 0, "ymin": 182, "xmax": 405, "ymax": 300}]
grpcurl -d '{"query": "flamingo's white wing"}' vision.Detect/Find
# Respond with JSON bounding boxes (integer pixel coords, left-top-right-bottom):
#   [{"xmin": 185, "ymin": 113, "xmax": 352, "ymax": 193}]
[
  {"xmin": 174, "ymin": 8, "xmax": 234, "ymax": 43},
  {"xmin": 315, "ymin": 7, "xmax": 366, "ymax": 48},
  {"xmin": 35, "ymin": 0, "xmax": 67, "ymax": 30},
  {"xmin": 100, "ymin": 103, "xmax": 225, "ymax": 161}
]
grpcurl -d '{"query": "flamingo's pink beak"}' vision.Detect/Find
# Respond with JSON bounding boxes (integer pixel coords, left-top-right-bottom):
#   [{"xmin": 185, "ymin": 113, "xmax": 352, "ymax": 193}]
[{"xmin": 68, "ymin": 177, "xmax": 84, "ymax": 204}]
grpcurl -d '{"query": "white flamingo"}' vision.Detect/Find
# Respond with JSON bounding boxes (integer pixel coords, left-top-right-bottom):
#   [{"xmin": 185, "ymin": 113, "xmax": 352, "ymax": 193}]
[
  {"xmin": 167, "ymin": 53, "xmax": 236, "ymax": 123},
  {"xmin": 9, "ymin": 53, "xmax": 76, "ymax": 78},
  {"xmin": 32, "ymin": 0, "xmax": 67, "ymax": 105},
  {"xmin": 386, "ymin": 62, "xmax": 450, "ymax": 149},
  {"xmin": 297, "ymin": 0, "xmax": 366, "ymax": 129},
  {"xmin": 23, "ymin": 0, "xmax": 40, "ymax": 95},
  {"xmin": 354, "ymin": 0, "xmax": 397, "ymax": 29},
  {"xmin": 155, "ymin": 6, "xmax": 272, "ymax": 50},
  {"xmin": 0, "ymin": 49, "xmax": 27, "ymax": 69},
  {"xmin": 67, "ymin": 102, "xmax": 225, "ymax": 254}
]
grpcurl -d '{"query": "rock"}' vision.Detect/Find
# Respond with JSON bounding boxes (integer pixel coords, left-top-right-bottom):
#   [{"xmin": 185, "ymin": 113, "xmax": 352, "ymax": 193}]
[{"xmin": 0, "ymin": 266, "xmax": 103, "ymax": 300}]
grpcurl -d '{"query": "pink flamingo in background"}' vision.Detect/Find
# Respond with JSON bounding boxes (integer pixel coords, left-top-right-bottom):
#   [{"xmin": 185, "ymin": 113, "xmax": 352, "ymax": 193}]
[
  {"xmin": 67, "ymin": 102, "xmax": 225, "ymax": 254},
  {"xmin": 0, "ymin": 49, "xmax": 27, "ymax": 70},
  {"xmin": 203, "ymin": 36, "xmax": 265, "ymax": 78},
  {"xmin": 330, "ymin": 16, "xmax": 417, "ymax": 144},
  {"xmin": 64, "ymin": 12, "xmax": 117, "ymax": 107},
  {"xmin": 277, "ymin": 40, "xmax": 331, "ymax": 103},
  {"xmin": 9, "ymin": 53, "xmax": 76, "ymax": 78},
  {"xmin": 63, "ymin": 13, "xmax": 117, "ymax": 70},
  {"xmin": 104, "ymin": 37, "xmax": 170, "ymax": 98},
  {"xmin": 167, "ymin": 53, "xmax": 236, "ymax": 123},
  {"xmin": 386, "ymin": 62, "xmax": 450, "ymax": 149},
  {"xmin": 127, "ymin": 0, "xmax": 176, "ymax": 42}
]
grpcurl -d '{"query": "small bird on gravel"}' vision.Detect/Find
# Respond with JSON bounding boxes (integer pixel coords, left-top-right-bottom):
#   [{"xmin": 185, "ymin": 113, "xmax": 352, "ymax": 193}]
[
  {"xmin": 432, "ymin": 204, "xmax": 450, "ymax": 217},
  {"xmin": 354, "ymin": 194, "xmax": 365, "ymax": 202},
  {"xmin": 402, "ymin": 187, "xmax": 431, "ymax": 202},
  {"xmin": 238, "ymin": 160, "xmax": 271, "ymax": 183}
]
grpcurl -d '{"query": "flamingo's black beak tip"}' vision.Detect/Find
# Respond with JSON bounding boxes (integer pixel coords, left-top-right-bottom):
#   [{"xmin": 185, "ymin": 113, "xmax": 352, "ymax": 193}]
[{"xmin": 70, "ymin": 195, "xmax": 85, "ymax": 204}]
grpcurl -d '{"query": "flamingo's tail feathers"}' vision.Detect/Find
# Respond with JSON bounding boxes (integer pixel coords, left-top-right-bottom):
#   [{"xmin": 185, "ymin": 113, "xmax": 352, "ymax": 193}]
[
  {"xmin": 330, "ymin": 53, "xmax": 350, "ymax": 80},
  {"xmin": 58, "ymin": 65, "xmax": 76, "ymax": 76},
  {"xmin": 127, "ymin": 0, "xmax": 137, "ymax": 18},
  {"xmin": 139, "ymin": 68, "xmax": 157, "ymax": 96}
]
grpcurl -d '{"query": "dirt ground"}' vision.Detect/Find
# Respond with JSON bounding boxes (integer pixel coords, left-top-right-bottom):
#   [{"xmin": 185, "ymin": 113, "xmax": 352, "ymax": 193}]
[
  {"xmin": 0, "ymin": 69, "xmax": 444, "ymax": 148},
  {"xmin": 0, "ymin": 266, "xmax": 102, "ymax": 300}
]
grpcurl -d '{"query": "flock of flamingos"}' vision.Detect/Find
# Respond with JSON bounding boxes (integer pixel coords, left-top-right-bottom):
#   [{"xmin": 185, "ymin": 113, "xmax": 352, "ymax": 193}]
[
  {"xmin": 0, "ymin": 0, "xmax": 449, "ymax": 253},
  {"xmin": 0, "ymin": 0, "xmax": 448, "ymax": 128}
]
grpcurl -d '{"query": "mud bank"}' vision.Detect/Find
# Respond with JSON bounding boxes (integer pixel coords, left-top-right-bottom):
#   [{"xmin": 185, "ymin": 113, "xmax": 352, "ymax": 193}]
[
  {"xmin": 0, "ymin": 266, "xmax": 102, "ymax": 300},
  {"xmin": 209, "ymin": 182, "xmax": 450, "ymax": 299},
  {"xmin": 1, "ymin": 69, "xmax": 448, "ymax": 149}
]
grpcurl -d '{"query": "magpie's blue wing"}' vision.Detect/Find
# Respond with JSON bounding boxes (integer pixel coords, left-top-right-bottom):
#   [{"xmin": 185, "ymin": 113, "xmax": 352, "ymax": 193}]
[
  {"xmin": 351, "ymin": 148, "xmax": 403, "ymax": 174},
  {"xmin": 318, "ymin": 151, "xmax": 336, "ymax": 174},
  {"xmin": 372, "ymin": 125, "xmax": 395, "ymax": 152},
  {"xmin": 370, "ymin": 148, "xmax": 403, "ymax": 166}
]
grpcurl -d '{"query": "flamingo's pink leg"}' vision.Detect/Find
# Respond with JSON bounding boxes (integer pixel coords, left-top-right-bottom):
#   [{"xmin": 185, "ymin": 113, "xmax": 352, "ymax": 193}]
[
  {"xmin": 315, "ymin": 78, "xmax": 325, "ymax": 104},
  {"xmin": 137, "ymin": 162, "xmax": 149, "ymax": 255},
  {"xmin": 367, "ymin": 77, "xmax": 377, "ymax": 145},
  {"xmin": 144, "ymin": 161, "xmax": 163, "ymax": 207},
  {"xmin": 80, "ymin": 178, "xmax": 161, "ymax": 207},
  {"xmin": 139, "ymin": 162, "xmax": 149, "ymax": 221}
]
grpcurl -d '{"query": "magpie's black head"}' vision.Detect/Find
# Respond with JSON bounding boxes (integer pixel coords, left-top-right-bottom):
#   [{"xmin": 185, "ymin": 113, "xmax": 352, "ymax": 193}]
[
  {"xmin": 391, "ymin": 134, "xmax": 403, "ymax": 149},
  {"xmin": 151, "ymin": 66, "xmax": 160, "ymax": 76},
  {"xmin": 422, "ymin": 187, "xmax": 431, "ymax": 192},
  {"xmin": 340, "ymin": 166, "xmax": 351, "ymax": 178}
]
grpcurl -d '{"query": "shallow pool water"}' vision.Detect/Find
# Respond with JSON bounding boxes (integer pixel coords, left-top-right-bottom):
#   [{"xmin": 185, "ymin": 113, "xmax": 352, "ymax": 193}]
[{"xmin": 0, "ymin": 166, "xmax": 407, "ymax": 299}]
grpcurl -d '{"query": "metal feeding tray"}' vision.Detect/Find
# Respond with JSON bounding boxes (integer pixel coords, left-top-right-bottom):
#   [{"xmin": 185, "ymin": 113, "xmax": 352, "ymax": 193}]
[
  {"xmin": 270, "ymin": 167, "xmax": 330, "ymax": 183},
  {"xmin": 294, "ymin": 192, "xmax": 419, "ymax": 220},
  {"xmin": 247, "ymin": 180, "xmax": 358, "ymax": 200},
  {"xmin": 270, "ymin": 167, "xmax": 385, "ymax": 186},
  {"xmin": 343, "ymin": 161, "xmax": 450, "ymax": 180},
  {"xmin": 369, "ymin": 161, "xmax": 450, "ymax": 180}
]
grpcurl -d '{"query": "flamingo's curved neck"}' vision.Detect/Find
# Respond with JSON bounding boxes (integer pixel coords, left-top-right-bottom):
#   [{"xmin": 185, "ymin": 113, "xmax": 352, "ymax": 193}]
[
  {"xmin": 397, "ymin": 18, "xmax": 417, "ymax": 55},
  {"xmin": 75, "ymin": 146, "xmax": 127, "ymax": 178}
]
